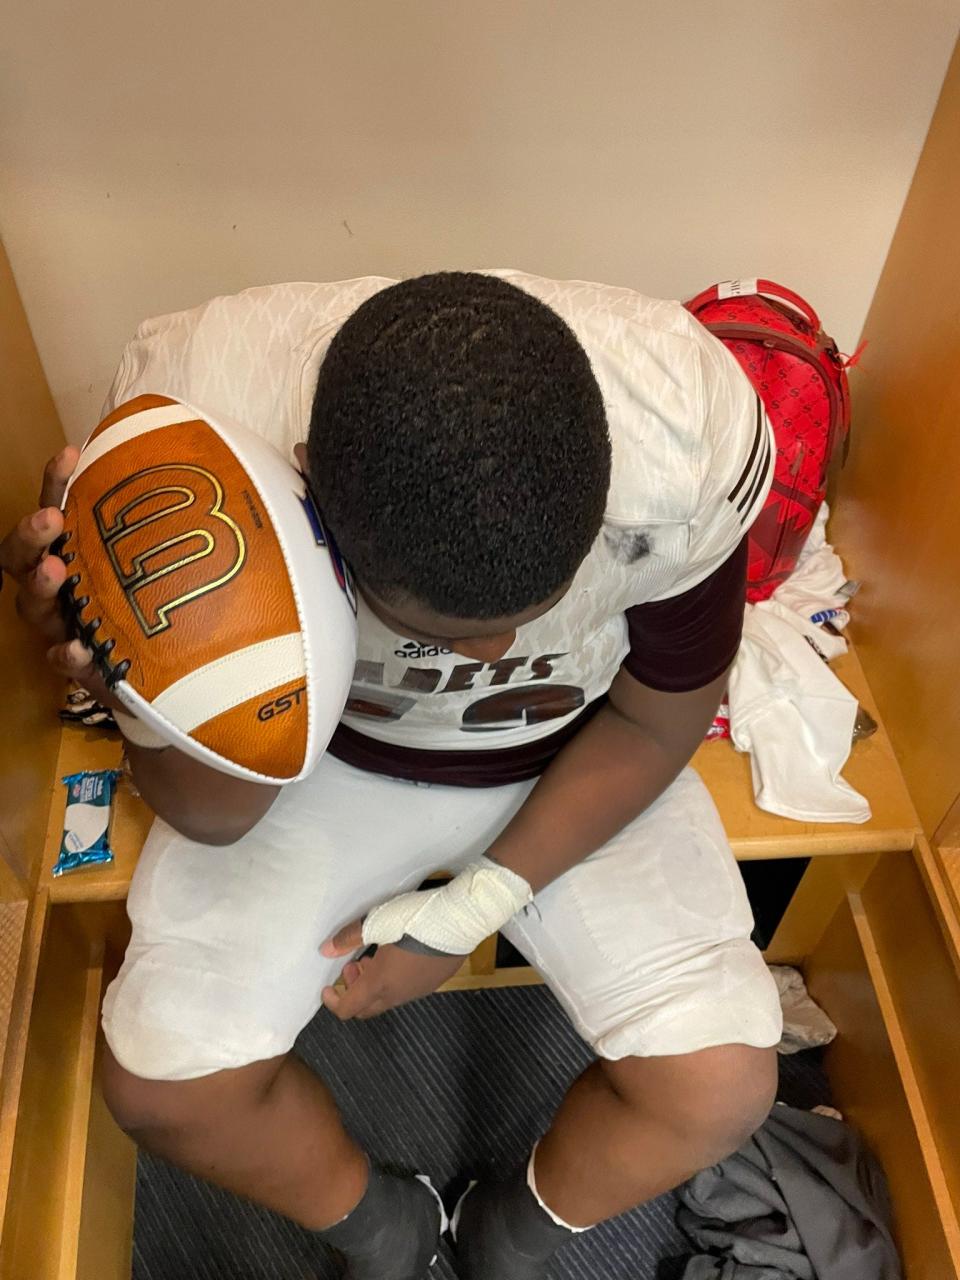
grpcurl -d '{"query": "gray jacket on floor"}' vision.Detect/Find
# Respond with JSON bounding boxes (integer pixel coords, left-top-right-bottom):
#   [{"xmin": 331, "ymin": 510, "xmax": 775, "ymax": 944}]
[{"xmin": 675, "ymin": 1104, "xmax": 901, "ymax": 1280}]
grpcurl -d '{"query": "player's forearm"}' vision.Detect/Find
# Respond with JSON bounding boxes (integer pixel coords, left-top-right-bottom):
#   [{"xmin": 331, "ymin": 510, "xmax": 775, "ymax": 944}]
[
  {"xmin": 485, "ymin": 669, "xmax": 727, "ymax": 893},
  {"xmin": 484, "ymin": 707, "xmax": 684, "ymax": 891},
  {"xmin": 75, "ymin": 679, "xmax": 276, "ymax": 844},
  {"xmin": 125, "ymin": 742, "xmax": 280, "ymax": 845}
]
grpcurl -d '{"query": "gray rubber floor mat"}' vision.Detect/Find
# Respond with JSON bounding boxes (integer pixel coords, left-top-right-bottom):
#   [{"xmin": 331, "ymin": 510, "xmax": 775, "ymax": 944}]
[{"xmin": 133, "ymin": 983, "xmax": 831, "ymax": 1279}]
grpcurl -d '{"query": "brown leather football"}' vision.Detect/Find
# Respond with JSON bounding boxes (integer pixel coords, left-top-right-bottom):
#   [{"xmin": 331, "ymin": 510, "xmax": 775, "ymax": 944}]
[{"xmin": 59, "ymin": 394, "xmax": 357, "ymax": 783}]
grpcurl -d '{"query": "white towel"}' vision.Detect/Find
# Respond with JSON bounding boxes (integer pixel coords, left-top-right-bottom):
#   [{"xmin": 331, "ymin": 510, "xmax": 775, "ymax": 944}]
[{"xmin": 729, "ymin": 600, "xmax": 871, "ymax": 824}]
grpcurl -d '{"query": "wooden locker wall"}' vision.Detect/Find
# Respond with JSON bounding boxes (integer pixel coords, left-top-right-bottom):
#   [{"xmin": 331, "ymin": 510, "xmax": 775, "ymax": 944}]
[
  {"xmin": 0, "ymin": 239, "xmax": 67, "ymax": 888},
  {"xmin": 830, "ymin": 36, "xmax": 960, "ymax": 840},
  {"xmin": 0, "ymin": 238, "xmax": 72, "ymax": 1247}
]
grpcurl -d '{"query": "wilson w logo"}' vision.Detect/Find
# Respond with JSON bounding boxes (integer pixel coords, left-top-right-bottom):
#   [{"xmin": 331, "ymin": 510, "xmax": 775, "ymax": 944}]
[{"xmin": 94, "ymin": 464, "xmax": 246, "ymax": 636}]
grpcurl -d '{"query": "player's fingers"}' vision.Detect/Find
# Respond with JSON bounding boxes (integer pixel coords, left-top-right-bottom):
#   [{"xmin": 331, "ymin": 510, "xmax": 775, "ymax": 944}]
[
  {"xmin": 322, "ymin": 985, "xmax": 353, "ymax": 1018},
  {"xmin": 39, "ymin": 445, "xmax": 79, "ymax": 509},
  {"xmin": 17, "ymin": 555, "xmax": 67, "ymax": 629},
  {"xmin": 46, "ymin": 639, "xmax": 96, "ymax": 683},
  {"xmin": 321, "ymin": 918, "xmax": 365, "ymax": 958},
  {"xmin": 356, "ymin": 1000, "xmax": 389, "ymax": 1021},
  {"xmin": 15, "ymin": 555, "xmax": 68, "ymax": 639},
  {"xmin": 0, "ymin": 507, "xmax": 64, "ymax": 578},
  {"xmin": 323, "ymin": 972, "xmax": 382, "ymax": 1021}
]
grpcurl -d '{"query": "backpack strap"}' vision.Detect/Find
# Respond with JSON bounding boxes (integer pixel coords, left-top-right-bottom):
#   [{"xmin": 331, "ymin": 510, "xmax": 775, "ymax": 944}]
[{"xmin": 686, "ymin": 279, "xmax": 821, "ymax": 332}]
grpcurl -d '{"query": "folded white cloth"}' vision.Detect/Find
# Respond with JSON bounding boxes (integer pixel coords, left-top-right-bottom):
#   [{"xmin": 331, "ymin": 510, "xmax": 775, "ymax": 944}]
[{"xmin": 729, "ymin": 600, "xmax": 871, "ymax": 824}]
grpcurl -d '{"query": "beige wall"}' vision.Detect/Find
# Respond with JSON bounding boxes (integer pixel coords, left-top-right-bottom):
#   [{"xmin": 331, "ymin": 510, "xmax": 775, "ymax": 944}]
[{"xmin": 1, "ymin": 0, "xmax": 958, "ymax": 443}]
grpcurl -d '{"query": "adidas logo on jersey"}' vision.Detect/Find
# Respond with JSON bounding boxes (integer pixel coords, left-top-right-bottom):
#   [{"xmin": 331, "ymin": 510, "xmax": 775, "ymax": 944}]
[{"xmin": 394, "ymin": 640, "xmax": 453, "ymax": 660}]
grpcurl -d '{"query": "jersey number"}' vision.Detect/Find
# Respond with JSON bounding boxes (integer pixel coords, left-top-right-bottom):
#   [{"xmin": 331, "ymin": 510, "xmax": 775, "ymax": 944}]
[{"xmin": 346, "ymin": 682, "xmax": 584, "ymax": 730}]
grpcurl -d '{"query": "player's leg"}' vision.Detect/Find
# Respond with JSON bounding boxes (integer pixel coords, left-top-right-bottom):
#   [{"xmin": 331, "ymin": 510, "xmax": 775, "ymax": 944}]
[
  {"xmin": 453, "ymin": 767, "xmax": 782, "ymax": 1277},
  {"xmin": 101, "ymin": 1047, "xmax": 368, "ymax": 1226},
  {"xmin": 99, "ymin": 754, "xmax": 528, "ymax": 1275},
  {"xmin": 531, "ymin": 1043, "xmax": 776, "ymax": 1225},
  {"xmin": 102, "ymin": 1044, "xmax": 446, "ymax": 1278}
]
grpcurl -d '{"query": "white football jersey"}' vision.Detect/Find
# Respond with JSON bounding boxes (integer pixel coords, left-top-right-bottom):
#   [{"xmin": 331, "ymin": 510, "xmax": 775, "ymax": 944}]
[{"xmin": 106, "ymin": 271, "xmax": 772, "ymax": 756}]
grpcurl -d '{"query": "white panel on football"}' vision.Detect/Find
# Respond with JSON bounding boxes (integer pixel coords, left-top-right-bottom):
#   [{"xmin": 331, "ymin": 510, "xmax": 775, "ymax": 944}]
[
  {"xmin": 70, "ymin": 403, "xmax": 198, "ymax": 484},
  {"xmin": 193, "ymin": 401, "xmax": 359, "ymax": 769},
  {"xmin": 114, "ymin": 680, "xmax": 277, "ymax": 783},
  {"xmin": 151, "ymin": 632, "xmax": 305, "ymax": 732}
]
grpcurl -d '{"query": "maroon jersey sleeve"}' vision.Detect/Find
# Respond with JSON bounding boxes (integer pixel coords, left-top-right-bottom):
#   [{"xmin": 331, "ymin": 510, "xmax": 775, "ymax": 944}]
[{"xmin": 623, "ymin": 536, "xmax": 747, "ymax": 692}]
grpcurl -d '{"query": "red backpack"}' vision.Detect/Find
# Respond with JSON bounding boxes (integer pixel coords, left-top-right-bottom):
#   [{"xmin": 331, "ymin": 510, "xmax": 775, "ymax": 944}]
[{"xmin": 684, "ymin": 279, "xmax": 858, "ymax": 601}]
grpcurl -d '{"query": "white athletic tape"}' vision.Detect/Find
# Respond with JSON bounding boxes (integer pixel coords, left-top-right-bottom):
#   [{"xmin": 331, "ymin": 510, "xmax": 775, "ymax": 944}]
[{"xmin": 362, "ymin": 857, "xmax": 534, "ymax": 956}]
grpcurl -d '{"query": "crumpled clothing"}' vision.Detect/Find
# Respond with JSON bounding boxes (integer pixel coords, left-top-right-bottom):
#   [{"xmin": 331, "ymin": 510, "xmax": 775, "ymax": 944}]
[
  {"xmin": 680, "ymin": 1256, "xmax": 796, "ymax": 1279},
  {"xmin": 770, "ymin": 965, "xmax": 838, "ymax": 1055},
  {"xmin": 771, "ymin": 505, "xmax": 851, "ymax": 625},
  {"xmin": 728, "ymin": 601, "xmax": 871, "ymax": 823},
  {"xmin": 676, "ymin": 1104, "xmax": 902, "ymax": 1280}
]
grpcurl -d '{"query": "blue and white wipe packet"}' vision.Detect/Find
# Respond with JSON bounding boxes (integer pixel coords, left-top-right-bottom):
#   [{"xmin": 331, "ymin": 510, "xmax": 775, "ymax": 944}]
[{"xmin": 53, "ymin": 769, "xmax": 120, "ymax": 877}]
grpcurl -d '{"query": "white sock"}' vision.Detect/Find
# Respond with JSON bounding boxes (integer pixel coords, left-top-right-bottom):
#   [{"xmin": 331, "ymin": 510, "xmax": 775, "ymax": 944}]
[{"xmin": 526, "ymin": 1143, "xmax": 589, "ymax": 1233}]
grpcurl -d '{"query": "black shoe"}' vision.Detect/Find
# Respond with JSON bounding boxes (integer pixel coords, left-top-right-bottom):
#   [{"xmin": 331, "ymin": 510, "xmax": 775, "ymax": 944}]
[
  {"xmin": 320, "ymin": 1165, "xmax": 447, "ymax": 1280},
  {"xmin": 450, "ymin": 1168, "xmax": 577, "ymax": 1280}
]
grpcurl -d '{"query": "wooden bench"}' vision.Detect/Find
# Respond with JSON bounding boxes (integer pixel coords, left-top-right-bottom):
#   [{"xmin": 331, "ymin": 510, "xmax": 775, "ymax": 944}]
[
  {"xmin": 8, "ymin": 638, "xmax": 960, "ymax": 1274},
  {"xmin": 37, "ymin": 643, "xmax": 921, "ymax": 967},
  {"xmin": 5, "ymin": 626, "xmax": 960, "ymax": 1280}
]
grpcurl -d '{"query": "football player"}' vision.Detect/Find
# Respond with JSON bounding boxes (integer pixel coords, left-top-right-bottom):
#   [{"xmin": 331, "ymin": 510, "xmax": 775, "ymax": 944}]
[{"xmin": 2, "ymin": 270, "xmax": 781, "ymax": 1279}]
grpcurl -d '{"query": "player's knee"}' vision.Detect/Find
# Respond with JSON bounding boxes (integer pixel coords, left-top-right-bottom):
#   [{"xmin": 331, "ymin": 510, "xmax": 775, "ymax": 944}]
[
  {"xmin": 101, "ymin": 1045, "xmax": 284, "ymax": 1148},
  {"xmin": 101, "ymin": 1050, "xmax": 185, "ymax": 1140},
  {"xmin": 608, "ymin": 1043, "xmax": 777, "ymax": 1166},
  {"xmin": 700, "ymin": 1045, "xmax": 778, "ymax": 1157},
  {"xmin": 678, "ymin": 1046, "xmax": 777, "ymax": 1163}
]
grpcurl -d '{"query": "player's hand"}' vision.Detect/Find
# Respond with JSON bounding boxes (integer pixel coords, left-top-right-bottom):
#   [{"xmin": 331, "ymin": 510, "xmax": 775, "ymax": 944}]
[
  {"xmin": 0, "ymin": 446, "xmax": 104, "ymax": 689},
  {"xmin": 321, "ymin": 918, "xmax": 463, "ymax": 1020}
]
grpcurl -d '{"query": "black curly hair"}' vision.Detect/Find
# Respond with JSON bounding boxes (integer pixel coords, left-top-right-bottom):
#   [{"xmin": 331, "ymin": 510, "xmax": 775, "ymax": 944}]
[{"xmin": 307, "ymin": 272, "xmax": 611, "ymax": 619}]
